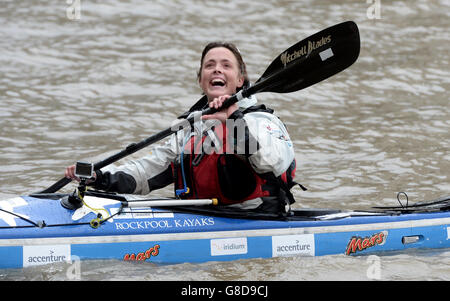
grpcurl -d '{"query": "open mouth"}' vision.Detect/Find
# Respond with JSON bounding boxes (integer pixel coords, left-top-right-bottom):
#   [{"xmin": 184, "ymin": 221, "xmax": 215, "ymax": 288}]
[{"xmin": 210, "ymin": 78, "xmax": 226, "ymax": 87}]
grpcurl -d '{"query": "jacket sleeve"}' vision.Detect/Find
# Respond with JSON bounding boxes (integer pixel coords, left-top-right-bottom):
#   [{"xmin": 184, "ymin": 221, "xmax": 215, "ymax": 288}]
[
  {"xmin": 230, "ymin": 111, "xmax": 295, "ymax": 177},
  {"xmin": 92, "ymin": 133, "xmax": 181, "ymax": 195}
]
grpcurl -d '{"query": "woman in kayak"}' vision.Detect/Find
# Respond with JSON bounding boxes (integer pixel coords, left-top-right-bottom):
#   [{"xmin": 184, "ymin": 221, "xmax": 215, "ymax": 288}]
[{"xmin": 65, "ymin": 42, "xmax": 299, "ymax": 215}]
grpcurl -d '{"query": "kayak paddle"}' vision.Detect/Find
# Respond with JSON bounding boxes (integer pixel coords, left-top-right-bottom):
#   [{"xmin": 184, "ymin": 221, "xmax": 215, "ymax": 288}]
[{"xmin": 38, "ymin": 20, "xmax": 360, "ymax": 194}]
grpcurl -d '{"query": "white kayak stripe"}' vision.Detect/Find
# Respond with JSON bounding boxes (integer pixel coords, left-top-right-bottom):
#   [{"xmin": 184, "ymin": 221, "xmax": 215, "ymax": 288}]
[{"xmin": 1, "ymin": 216, "xmax": 449, "ymax": 247}]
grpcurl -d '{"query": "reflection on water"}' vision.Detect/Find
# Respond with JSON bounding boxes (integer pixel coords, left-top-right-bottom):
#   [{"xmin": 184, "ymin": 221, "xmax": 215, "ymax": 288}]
[{"xmin": 0, "ymin": 0, "xmax": 449, "ymax": 280}]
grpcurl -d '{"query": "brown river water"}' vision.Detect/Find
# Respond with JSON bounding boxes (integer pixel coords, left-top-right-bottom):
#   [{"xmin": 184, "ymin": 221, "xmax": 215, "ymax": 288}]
[{"xmin": 0, "ymin": 0, "xmax": 449, "ymax": 281}]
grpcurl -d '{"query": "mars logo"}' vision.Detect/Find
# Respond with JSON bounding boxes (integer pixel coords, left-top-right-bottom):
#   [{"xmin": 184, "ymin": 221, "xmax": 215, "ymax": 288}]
[
  {"xmin": 123, "ymin": 244, "xmax": 160, "ymax": 261},
  {"xmin": 345, "ymin": 231, "xmax": 387, "ymax": 255}
]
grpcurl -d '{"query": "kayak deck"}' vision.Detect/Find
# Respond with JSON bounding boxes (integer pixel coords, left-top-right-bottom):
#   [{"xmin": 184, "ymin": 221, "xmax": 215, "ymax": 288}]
[{"xmin": 0, "ymin": 192, "xmax": 449, "ymax": 269}]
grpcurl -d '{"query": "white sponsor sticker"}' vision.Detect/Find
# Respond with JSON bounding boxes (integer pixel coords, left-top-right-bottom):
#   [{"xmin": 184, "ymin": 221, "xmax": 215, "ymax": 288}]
[
  {"xmin": 111, "ymin": 207, "xmax": 174, "ymax": 219},
  {"xmin": 110, "ymin": 207, "xmax": 133, "ymax": 219},
  {"xmin": 210, "ymin": 237, "xmax": 248, "ymax": 256},
  {"xmin": 272, "ymin": 234, "xmax": 315, "ymax": 257},
  {"xmin": 23, "ymin": 245, "xmax": 71, "ymax": 267},
  {"xmin": 319, "ymin": 48, "xmax": 334, "ymax": 61},
  {"xmin": 152, "ymin": 211, "xmax": 174, "ymax": 218},
  {"xmin": 130, "ymin": 208, "xmax": 155, "ymax": 219}
]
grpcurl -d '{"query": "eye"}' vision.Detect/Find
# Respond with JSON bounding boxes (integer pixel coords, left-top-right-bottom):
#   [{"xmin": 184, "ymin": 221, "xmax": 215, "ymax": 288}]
[{"xmin": 204, "ymin": 62, "xmax": 215, "ymax": 69}]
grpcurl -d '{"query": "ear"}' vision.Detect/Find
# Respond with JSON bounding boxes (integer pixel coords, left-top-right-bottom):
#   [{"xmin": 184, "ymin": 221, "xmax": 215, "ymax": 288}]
[
  {"xmin": 198, "ymin": 73, "xmax": 204, "ymax": 91},
  {"xmin": 237, "ymin": 74, "xmax": 244, "ymax": 88}
]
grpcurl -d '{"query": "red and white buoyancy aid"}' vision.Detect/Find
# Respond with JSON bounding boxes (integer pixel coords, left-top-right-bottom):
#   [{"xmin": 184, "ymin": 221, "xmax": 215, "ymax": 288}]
[{"xmin": 171, "ymin": 109, "xmax": 299, "ymax": 206}]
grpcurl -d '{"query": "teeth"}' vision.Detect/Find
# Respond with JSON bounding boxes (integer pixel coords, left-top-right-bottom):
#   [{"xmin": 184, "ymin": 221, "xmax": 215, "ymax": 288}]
[{"xmin": 211, "ymin": 79, "xmax": 225, "ymax": 86}]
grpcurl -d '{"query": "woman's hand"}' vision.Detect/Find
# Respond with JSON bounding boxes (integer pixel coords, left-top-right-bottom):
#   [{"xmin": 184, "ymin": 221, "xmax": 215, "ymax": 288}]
[{"xmin": 202, "ymin": 95, "xmax": 238, "ymax": 123}]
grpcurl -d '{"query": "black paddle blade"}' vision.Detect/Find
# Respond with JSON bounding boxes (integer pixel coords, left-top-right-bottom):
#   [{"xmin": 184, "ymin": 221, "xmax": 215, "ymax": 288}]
[{"xmin": 253, "ymin": 21, "xmax": 360, "ymax": 94}]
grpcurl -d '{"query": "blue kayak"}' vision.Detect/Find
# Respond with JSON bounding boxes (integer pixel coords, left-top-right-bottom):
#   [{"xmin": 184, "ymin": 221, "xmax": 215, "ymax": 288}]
[{"xmin": 0, "ymin": 191, "xmax": 449, "ymax": 269}]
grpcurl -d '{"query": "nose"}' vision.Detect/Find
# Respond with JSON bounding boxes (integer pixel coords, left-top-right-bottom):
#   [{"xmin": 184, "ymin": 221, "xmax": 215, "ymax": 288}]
[{"xmin": 213, "ymin": 64, "xmax": 223, "ymax": 73}]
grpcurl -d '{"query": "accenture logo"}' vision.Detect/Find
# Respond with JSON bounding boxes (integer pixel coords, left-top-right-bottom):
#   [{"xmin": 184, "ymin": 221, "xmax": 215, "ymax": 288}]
[
  {"xmin": 23, "ymin": 244, "xmax": 71, "ymax": 267},
  {"xmin": 26, "ymin": 250, "xmax": 67, "ymax": 264}
]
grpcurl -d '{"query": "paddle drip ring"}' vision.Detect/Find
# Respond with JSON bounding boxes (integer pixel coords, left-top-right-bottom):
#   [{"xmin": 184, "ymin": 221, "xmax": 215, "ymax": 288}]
[{"xmin": 397, "ymin": 192, "xmax": 409, "ymax": 208}]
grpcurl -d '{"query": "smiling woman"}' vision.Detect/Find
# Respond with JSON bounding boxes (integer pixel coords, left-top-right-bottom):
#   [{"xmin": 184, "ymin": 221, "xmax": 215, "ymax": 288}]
[
  {"xmin": 63, "ymin": 40, "xmax": 299, "ymax": 215},
  {"xmin": 55, "ymin": 21, "xmax": 361, "ymax": 217}
]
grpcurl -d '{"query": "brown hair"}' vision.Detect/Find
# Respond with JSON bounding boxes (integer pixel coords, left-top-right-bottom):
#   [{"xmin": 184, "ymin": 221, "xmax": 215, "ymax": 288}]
[{"xmin": 197, "ymin": 42, "xmax": 250, "ymax": 89}]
